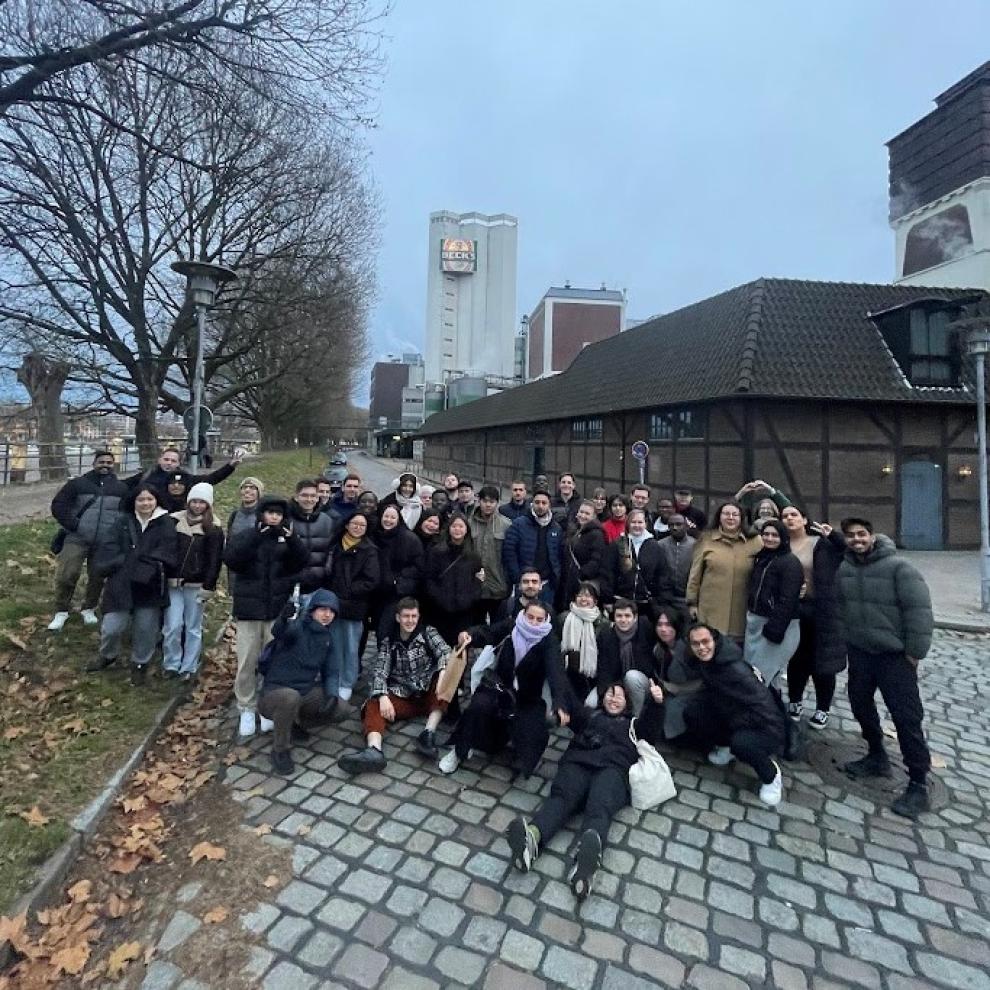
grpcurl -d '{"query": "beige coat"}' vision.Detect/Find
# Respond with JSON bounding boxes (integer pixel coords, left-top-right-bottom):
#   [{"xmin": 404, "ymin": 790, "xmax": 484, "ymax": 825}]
[{"xmin": 685, "ymin": 530, "xmax": 761, "ymax": 638}]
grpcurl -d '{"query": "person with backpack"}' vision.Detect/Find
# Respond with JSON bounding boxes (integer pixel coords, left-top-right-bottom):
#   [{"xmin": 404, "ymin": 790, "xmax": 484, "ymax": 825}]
[
  {"xmin": 163, "ymin": 483, "xmax": 224, "ymax": 682},
  {"xmin": 257, "ymin": 589, "xmax": 341, "ymax": 775}
]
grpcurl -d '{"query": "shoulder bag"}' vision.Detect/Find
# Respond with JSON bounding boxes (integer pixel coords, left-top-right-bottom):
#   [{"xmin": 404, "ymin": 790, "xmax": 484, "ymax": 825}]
[{"xmin": 628, "ymin": 718, "xmax": 677, "ymax": 810}]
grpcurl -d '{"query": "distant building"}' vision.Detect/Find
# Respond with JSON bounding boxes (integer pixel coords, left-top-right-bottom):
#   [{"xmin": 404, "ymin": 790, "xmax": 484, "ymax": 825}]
[
  {"xmin": 369, "ymin": 354, "xmax": 425, "ymax": 457},
  {"xmin": 526, "ymin": 284, "xmax": 625, "ymax": 380},
  {"xmin": 424, "ymin": 211, "xmax": 518, "ymax": 384},
  {"xmin": 890, "ymin": 62, "xmax": 990, "ymax": 291}
]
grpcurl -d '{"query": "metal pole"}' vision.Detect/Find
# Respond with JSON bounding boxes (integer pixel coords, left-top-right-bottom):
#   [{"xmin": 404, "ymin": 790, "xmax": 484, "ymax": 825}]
[
  {"xmin": 975, "ymin": 350, "xmax": 990, "ymax": 612},
  {"xmin": 189, "ymin": 303, "xmax": 206, "ymax": 473}
]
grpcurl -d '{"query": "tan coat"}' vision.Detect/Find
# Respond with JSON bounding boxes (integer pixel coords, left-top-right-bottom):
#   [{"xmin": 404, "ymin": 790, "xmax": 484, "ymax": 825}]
[{"xmin": 685, "ymin": 530, "xmax": 761, "ymax": 638}]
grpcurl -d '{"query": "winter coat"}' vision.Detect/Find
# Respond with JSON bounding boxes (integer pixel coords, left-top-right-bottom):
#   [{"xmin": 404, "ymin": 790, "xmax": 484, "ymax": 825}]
[
  {"xmin": 373, "ymin": 524, "xmax": 425, "ymax": 599},
  {"xmin": 595, "ymin": 617, "xmax": 660, "ymax": 696},
  {"xmin": 468, "ymin": 505, "xmax": 511, "ymax": 600},
  {"xmin": 498, "ymin": 499, "xmax": 530, "ymax": 522},
  {"xmin": 747, "ymin": 546, "xmax": 803, "ymax": 644},
  {"xmin": 657, "ymin": 534, "xmax": 696, "ymax": 600},
  {"xmin": 94, "ymin": 509, "xmax": 178, "ymax": 612},
  {"xmin": 551, "ymin": 492, "xmax": 581, "ymax": 528},
  {"xmin": 559, "ymin": 519, "xmax": 607, "ymax": 606},
  {"xmin": 224, "ymin": 497, "xmax": 309, "ymax": 621},
  {"xmin": 502, "ymin": 513, "xmax": 564, "ymax": 588},
  {"xmin": 689, "ymin": 633, "xmax": 786, "ymax": 741},
  {"xmin": 262, "ymin": 589, "xmax": 340, "ymax": 696},
  {"xmin": 837, "ymin": 534, "xmax": 933, "ymax": 660},
  {"xmin": 685, "ymin": 530, "xmax": 761, "ymax": 638},
  {"xmin": 560, "ymin": 695, "xmax": 664, "ymax": 773},
  {"xmin": 601, "ymin": 517, "xmax": 627, "ymax": 544},
  {"xmin": 168, "ymin": 511, "xmax": 225, "ymax": 590},
  {"xmin": 601, "ymin": 535, "xmax": 673, "ymax": 606},
  {"xmin": 325, "ymin": 536, "xmax": 380, "ymax": 622},
  {"xmin": 654, "ymin": 639, "xmax": 703, "ymax": 739},
  {"xmin": 288, "ymin": 501, "xmax": 335, "ymax": 592},
  {"xmin": 424, "ymin": 540, "xmax": 483, "ymax": 616},
  {"xmin": 803, "ymin": 530, "xmax": 848, "ymax": 676},
  {"xmin": 126, "ymin": 462, "xmax": 235, "ymax": 513},
  {"xmin": 371, "ymin": 620, "xmax": 449, "ymax": 698},
  {"xmin": 51, "ymin": 470, "xmax": 130, "ymax": 549},
  {"xmin": 227, "ymin": 507, "xmax": 259, "ymax": 540},
  {"xmin": 326, "ymin": 494, "xmax": 358, "ymax": 540}
]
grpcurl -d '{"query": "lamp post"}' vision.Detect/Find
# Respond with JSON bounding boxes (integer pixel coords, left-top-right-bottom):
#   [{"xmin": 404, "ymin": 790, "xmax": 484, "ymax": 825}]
[
  {"xmin": 965, "ymin": 326, "xmax": 990, "ymax": 612},
  {"xmin": 170, "ymin": 260, "xmax": 237, "ymax": 472}
]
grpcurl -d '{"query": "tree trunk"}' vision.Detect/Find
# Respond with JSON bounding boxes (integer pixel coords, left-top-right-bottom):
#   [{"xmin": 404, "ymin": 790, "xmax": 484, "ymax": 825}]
[
  {"xmin": 16, "ymin": 352, "xmax": 69, "ymax": 481},
  {"xmin": 134, "ymin": 387, "xmax": 161, "ymax": 467}
]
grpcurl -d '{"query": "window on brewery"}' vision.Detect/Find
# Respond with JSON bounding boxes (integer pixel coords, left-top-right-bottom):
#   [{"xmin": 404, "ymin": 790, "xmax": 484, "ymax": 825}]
[
  {"xmin": 649, "ymin": 412, "xmax": 674, "ymax": 441},
  {"xmin": 907, "ymin": 308, "xmax": 959, "ymax": 386},
  {"xmin": 571, "ymin": 419, "xmax": 586, "ymax": 441},
  {"xmin": 586, "ymin": 417, "xmax": 603, "ymax": 440},
  {"xmin": 650, "ymin": 407, "xmax": 705, "ymax": 440}
]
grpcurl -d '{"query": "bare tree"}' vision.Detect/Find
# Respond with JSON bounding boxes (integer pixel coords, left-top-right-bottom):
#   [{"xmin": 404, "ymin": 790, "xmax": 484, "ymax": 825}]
[{"xmin": 15, "ymin": 351, "xmax": 69, "ymax": 479}]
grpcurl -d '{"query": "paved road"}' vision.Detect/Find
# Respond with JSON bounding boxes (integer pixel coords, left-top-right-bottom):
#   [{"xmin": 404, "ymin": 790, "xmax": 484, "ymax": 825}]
[{"xmin": 140, "ymin": 629, "xmax": 990, "ymax": 989}]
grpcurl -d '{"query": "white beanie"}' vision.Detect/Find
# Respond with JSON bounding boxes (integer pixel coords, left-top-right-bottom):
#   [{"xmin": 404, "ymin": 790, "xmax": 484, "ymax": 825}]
[{"xmin": 187, "ymin": 482, "xmax": 214, "ymax": 506}]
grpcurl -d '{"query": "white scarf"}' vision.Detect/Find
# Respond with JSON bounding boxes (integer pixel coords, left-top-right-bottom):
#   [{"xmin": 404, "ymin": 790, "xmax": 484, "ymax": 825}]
[
  {"xmin": 531, "ymin": 506, "xmax": 552, "ymax": 527},
  {"xmin": 395, "ymin": 489, "xmax": 422, "ymax": 530},
  {"xmin": 561, "ymin": 602, "xmax": 600, "ymax": 677},
  {"xmin": 629, "ymin": 529, "xmax": 653, "ymax": 553}
]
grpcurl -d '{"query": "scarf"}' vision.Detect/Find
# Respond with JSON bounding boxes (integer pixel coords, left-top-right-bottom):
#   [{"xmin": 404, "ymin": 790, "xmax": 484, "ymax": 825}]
[
  {"xmin": 531, "ymin": 506, "xmax": 552, "ymax": 527},
  {"xmin": 135, "ymin": 507, "xmax": 167, "ymax": 532},
  {"xmin": 395, "ymin": 489, "xmax": 423, "ymax": 530},
  {"xmin": 615, "ymin": 622, "xmax": 638, "ymax": 673},
  {"xmin": 510, "ymin": 609, "xmax": 552, "ymax": 667},
  {"xmin": 342, "ymin": 533, "xmax": 361, "ymax": 552},
  {"xmin": 629, "ymin": 530, "xmax": 652, "ymax": 552},
  {"xmin": 561, "ymin": 603, "xmax": 600, "ymax": 677}
]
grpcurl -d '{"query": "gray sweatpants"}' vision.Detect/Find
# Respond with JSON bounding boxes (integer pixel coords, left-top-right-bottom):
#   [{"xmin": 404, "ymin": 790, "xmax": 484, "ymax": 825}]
[{"xmin": 100, "ymin": 607, "xmax": 162, "ymax": 667}]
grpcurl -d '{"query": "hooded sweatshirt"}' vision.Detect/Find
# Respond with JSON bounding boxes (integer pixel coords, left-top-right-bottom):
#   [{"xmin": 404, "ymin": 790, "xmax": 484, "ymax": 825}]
[{"xmin": 262, "ymin": 588, "xmax": 340, "ymax": 696}]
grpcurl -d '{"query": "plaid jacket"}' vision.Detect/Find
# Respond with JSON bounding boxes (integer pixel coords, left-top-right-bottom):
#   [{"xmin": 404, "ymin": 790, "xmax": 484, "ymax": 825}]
[{"xmin": 371, "ymin": 624, "xmax": 449, "ymax": 698}]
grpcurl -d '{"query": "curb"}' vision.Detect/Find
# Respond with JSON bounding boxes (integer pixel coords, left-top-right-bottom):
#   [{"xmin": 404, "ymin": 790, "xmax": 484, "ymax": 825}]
[
  {"xmin": 0, "ymin": 693, "xmax": 184, "ymax": 967},
  {"xmin": 934, "ymin": 617, "xmax": 990, "ymax": 634}
]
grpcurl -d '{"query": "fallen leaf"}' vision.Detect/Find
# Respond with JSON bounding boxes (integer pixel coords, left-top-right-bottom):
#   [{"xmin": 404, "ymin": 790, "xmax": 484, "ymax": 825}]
[
  {"xmin": 108, "ymin": 854, "xmax": 142, "ymax": 875},
  {"xmin": 66, "ymin": 879, "xmax": 92, "ymax": 903},
  {"xmin": 106, "ymin": 941, "xmax": 141, "ymax": 978},
  {"xmin": 100, "ymin": 698, "xmax": 113, "ymax": 708},
  {"xmin": 3, "ymin": 632, "xmax": 28, "ymax": 651},
  {"xmin": 0, "ymin": 912, "xmax": 27, "ymax": 948},
  {"xmin": 262, "ymin": 874, "xmax": 279, "ymax": 889},
  {"xmin": 202, "ymin": 906, "xmax": 229, "ymax": 924},
  {"xmin": 243, "ymin": 787, "xmax": 265, "ymax": 799},
  {"xmin": 105, "ymin": 894, "xmax": 129, "ymax": 919},
  {"xmin": 3, "ymin": 726, "xmax": 27, "ymax": 740},
  {"xmin": 62, "ymin": 718, "xmax": 86, "ymax": 734},
  {"xmin": 189, "ymin": 841, "xmax": 226, "ymax": 864},
  {"xmin": 19, "ymin": 805, "xmax": 49, "ymax": 827},
  {"xmin": 931, "ymin": 755, "xmax": 947, "ymax": 769},
  {"xmin": 143, "ymin": 944, "xmax": 156, "ymax": 964},
  {"xmin": 296, "ymin": 824, "xmax": 311, "ymax": 836},
  {"xmin": 121, "ymin": 795, "xmax": 147, "ymax": 814},
  {"xmin": 50, "ymin": 941, "xmax": 91, "ymax": 976},
  {"xmin": 253, "ymin": 823, "xmax": 272, "ymax": 836}
]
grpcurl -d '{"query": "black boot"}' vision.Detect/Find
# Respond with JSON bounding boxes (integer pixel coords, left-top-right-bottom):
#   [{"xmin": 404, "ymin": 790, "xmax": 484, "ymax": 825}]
[
  {"xmin": 416, "ymin": 729, "xmax": 439, "ymax": 759},
  {"xmin": 291, "ymin": 723, "xmax": 311, "ymax": 743},
  {"xmin": 891, "ymin": 780, "xmax": 931, "ymax": 819},
  {"xmin": 338, "ymin": 746, "xmax": 387, "ymax": 776},
  {"xmin": 129, "ymin": 664, "xmax": 147, "ymax": 686},
  {"xmin": 85, "ymin": 655, "xmax": 116, "ymax": 673},
  {"xmin": 842, "ymin": 748, "xmax": 892, "ymax": 779},
  {"xmin": 569, "ymin": 829, "xmax": 602, "ymax": 900},
  {"xmin": 271, "ymin": 749, "xmax": 295, "ymax": 776}
]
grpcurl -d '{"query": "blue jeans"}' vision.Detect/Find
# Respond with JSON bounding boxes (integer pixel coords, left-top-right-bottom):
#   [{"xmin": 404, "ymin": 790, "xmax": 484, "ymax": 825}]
[
  {"xmin": 329, "ymin": 619, "xmax": 362, "ymax": 700},
  {"xmin": 163, "ymin": 586, "xmax": 206, "ymax": 674}
]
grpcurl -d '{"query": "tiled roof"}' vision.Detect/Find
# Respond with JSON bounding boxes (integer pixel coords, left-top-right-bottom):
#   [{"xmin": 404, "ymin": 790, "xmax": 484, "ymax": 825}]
[{"xmin": 419, "ymin": 277, "xmax": 982, "ymax": 435}]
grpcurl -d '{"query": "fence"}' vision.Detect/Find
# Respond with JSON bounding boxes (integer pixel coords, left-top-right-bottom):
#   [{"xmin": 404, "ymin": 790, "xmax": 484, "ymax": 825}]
[{"xmin": 0, "ymin": 442, "xmax": 143, "ymax": 485}]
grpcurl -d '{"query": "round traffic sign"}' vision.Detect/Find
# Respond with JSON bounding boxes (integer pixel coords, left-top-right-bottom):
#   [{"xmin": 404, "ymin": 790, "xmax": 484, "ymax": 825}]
[
  {"xmin": 183, "ymin": 405, "xmax": 214, "ymax": 434},
  {"xmin": 631, "ymin": 440, "xmax": 650, "ymax": 461}
]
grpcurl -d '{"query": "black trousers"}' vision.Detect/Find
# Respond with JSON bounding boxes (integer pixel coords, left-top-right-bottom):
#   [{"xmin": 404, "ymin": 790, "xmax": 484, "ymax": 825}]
[
  {"xmin": 846, "ymin": 645, "xmax": 930, "ymax": 782},
  {"xmin": 450, "ymin": 689, "xmax": 549, "ymax": 775},
  {"xmin": 786, "ymin": 608, "xmax": 836, "ymax": 710},
  {"xmin": 532, "ymin": 761, "xmax": 628, "ymax": 849},
  {"xmin": 683, "ymin": 700, "xmax": 781, "ymax": 784}
]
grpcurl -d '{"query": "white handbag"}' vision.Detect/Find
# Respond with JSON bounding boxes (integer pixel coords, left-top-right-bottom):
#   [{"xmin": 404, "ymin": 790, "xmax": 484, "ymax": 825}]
[
  {"xmin": 469, "ymin": 644, "xmax": 498, "ymax": 694},
  {"xmin": 628, "ymin": 719, "xmax": 677, "ymax": 810}
]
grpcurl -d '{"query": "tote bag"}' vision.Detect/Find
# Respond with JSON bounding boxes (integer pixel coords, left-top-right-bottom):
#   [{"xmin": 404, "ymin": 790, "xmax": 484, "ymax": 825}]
[
  {"xmin": 627, "ymin": 719, "xmax": 677, "ymax": 810},
  {"xmin": 435, "ymin": 643, "xmax": 468, "ymax": 702}
]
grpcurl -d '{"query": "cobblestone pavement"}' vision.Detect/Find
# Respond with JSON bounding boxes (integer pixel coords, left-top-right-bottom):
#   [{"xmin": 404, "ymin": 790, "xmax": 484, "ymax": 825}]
[{"xmin": 141, "ymin": 629, "xmax": 990, "ymax": 990}]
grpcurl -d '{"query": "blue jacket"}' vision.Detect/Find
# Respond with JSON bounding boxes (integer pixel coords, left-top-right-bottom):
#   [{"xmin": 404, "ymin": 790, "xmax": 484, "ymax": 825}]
[
  {"xmin": 502, "ymin": 513, "xmax": 564, "ymax": 588},
  {"xmin": 262, "ymin": 589, "xmax": 341, "ymax": 696}
]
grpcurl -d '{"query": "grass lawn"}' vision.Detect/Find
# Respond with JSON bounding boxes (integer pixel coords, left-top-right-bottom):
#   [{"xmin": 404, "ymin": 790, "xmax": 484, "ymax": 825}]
[{"xmin": 0, "ymin": 447, "xmax": 318, "ymax": 913}]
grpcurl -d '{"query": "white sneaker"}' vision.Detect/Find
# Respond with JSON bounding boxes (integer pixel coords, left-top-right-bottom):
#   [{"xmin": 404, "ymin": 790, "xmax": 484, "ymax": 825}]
[
  {"xmin": 438, "ymin": 749, "xmax": 460, "ymax": 774},
  {"xmin": 80, "ymin": 608, "xmax": 99, "ymax": 626},
  {"xmin": 708, "ymin": 746, "xmax": 735, "ymax": 766},
  {"xmin": 238, "ymin": 711, "xmax": 257, "ymax": 737},
  {"xmin": 258, "ymin": 716, "xmax": 274, "ymax": 733},
  {"xmin": 47, "ymin": 611, "xmax": 69, "ymax": 632},
  {"xmin": 759, "ymin": 761, "xmax": 784, "ymax": 807}
]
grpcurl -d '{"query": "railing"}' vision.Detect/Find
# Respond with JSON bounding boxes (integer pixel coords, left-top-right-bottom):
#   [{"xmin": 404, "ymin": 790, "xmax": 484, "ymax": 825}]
[{"xmin": 0, "ymin": 442, "xmax": 143, "ymax": 485}]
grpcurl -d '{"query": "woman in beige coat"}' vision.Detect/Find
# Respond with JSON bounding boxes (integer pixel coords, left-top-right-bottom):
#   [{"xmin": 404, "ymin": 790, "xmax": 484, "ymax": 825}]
[{"xmin": 685, "ymin": 502, "xmax": 761, "ymax": 640}]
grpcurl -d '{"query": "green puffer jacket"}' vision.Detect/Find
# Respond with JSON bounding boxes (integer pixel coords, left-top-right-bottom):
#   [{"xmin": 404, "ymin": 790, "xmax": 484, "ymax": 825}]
[{"xmin": 837, "ymin": 535, "xmax": 933, "ymax": 660}]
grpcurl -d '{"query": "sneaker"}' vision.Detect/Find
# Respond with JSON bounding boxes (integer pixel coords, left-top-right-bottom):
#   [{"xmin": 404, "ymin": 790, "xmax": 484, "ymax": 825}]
[
  {"xmin": 759, "ymin": 761, "xmax": 784, "ymax": 807},
  {"xmin": 47, "ymin": 611, "xmax": 69, "ymax": 632},
  {"xmin": 416, "ymin": 729, "xmax": 439, "ymax": 760},
  {"xmin": 891, "ymin": 780, "xmax": 931, "ymax": 819},
  {"xmin": 338, "ymin": 746, "xmax": 387, "ymax": 776},
  {"xmin": 809, "ymin": 709, "xmax": 829, "ymax": 730},
  {"xmin": 708, "ymin": 746, "xmax": 735, "ymax": 766},
  {"xmin": 238, "ymin": 711, "xmax": 257, "ymax": 738},
  {"xmin": 129, "ymin": 664, "xmax": 147, "ymax": 686},
  {"xmin": 842, "ymin": 749, "xmax": 892, "ymax": 779},
  {"xmin": 162, "ymin": 669, "xmax": 178, "ymax": 681},
  {"xmin": 439, "ymin": 748, "xmax": 463, "ymax": 774},
  {"xmin": 85, "ymin": 655, "xmax": 116, "ymax": 673},
  {"xmin": 180, "ymin": 672, "xmax": 194, "ymax": 684},
  {"xmin": 569, "ymin": 829, "xmax": 602, "ymax": 900},
  {"xmin": 258, "ymin": 715, "xmax": 275, "ymax": 734},
  {"xmin": 506, "ymin": 816, "xmax": 539, "ymax": 872},
  {"xmin": 787, "ymin": 701, "xmax": 803, "ymax": 721},
  {"xmin": 271, "ymin": 750, "xmax": 295, "ymax": 776},
  {"xmin": 80, "ymin": 608, "xmax": 99, "ymax": 626},
  {"xmin": 290, "ymin": 724, "xmax": 311, "ymax": 743}
]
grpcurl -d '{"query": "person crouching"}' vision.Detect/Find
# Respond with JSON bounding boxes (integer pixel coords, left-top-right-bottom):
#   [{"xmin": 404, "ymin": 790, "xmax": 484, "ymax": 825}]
[
  {"xmin": 258, "ymin": 589, "xmax": 341, "ymax": 776},
  {"xmin": 338, "ymin": 597, "xmax": 450, "ymax": 775}
]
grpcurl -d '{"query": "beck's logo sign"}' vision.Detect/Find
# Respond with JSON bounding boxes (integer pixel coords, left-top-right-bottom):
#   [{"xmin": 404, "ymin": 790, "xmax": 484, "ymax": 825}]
[{"xmin": 440, "ymin": 238, "xmax": 477, "ymax": 273}]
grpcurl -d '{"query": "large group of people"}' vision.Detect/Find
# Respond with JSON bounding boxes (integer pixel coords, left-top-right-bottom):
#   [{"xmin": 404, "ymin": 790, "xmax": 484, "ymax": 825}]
[{"xmin": 47, "ymin": 457, "xmax": 937, "ymax": 900}]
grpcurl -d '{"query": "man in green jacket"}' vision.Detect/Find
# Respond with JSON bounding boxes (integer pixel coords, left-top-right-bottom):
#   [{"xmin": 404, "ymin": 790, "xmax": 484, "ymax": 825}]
[
  {"xmin": 468, "ymin": 487, "xmax": 511, "ymax": 624},
  {"xmin": 837, "ymin": 517, "xmax": 934, "ymax": 819}
]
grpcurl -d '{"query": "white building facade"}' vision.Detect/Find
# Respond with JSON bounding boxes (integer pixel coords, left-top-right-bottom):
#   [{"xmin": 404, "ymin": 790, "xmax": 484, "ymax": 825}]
[{"xmin": 424, "ymin": 211, "xmax": 518, "ymax": 384}]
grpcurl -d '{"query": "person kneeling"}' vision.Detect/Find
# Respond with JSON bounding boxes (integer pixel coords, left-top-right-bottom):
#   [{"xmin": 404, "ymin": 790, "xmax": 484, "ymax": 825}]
[
  {"xmin": 507, "ymin": 680, "xmax": 664, "ymax": 900},
  {"xmin": 258, "ymin": 589, "xmax": 340, "ymax": 776},
  {"xmin": 338, "ymin": 598, "xmax": 450, "ymax": 775},
  {"xmin": 683, "ymin": 623, "xmax": 787, "ymax": 807}
]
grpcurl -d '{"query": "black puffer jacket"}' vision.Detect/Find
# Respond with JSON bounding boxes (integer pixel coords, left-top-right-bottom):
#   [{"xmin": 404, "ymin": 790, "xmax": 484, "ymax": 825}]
[
  {"xmin": 224, "ymin": 497, "xmax": 309, "ymax": 621},
  {"xmin": 424, "ymin": 540, "xmax": 483, "ymax": 615},
  {"xmin": 288, "ymin": 501, "xmax": 335, "ymax": 592},
  {"xmin": 51, "ymin": 469, "xmax": 130, "ymax": 548},
  {"xmin": 559, "ymin": 519, "xmax": 607, "ymax": 606},
  {"xmin": 169, "ymin": 511, "xmax": 225, "ymax": 590},
  {"xmin": 325, "ymin": 536, "xmax": 380, "ymax": 621},
  {"xmin": 806, "ymin": 530, "xmax": 847, "ymax": 675},
  {"xmin": 747, "ymin": 535, "xmax": 803, "ymax": 644},
  {"xmin": 562, "ymin": 693, "xmax": 664, "ymax": 772},
  {"xmin": 595, "ymin": 616, "xmax": 660, "ymax": 696},
  {"xmin": 373, "ymin": 524, "xmax": 424, "ymax": 599},
  {"xmin": 602, "ymin": 535, "xmax": 673, "ymax": 606},
  {"xmin": 94, "ymin": 508, "xmax": 178, "ymax": 612}
]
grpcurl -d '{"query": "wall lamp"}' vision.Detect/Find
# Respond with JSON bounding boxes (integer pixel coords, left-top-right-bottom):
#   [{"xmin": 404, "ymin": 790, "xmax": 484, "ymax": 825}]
[
  {"xmin": 880, "ymin": 463, "xmax": 894, "ymax": 477},
  {"xmin": 957, "ymin": 464, "xmax": 973, "ymax": 479}
]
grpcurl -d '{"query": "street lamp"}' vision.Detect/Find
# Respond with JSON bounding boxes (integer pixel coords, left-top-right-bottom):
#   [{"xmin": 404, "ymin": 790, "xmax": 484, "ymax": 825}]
[
  {"xmin": 170, "ymin": 259, "xmax": 238, "ymax": 472},
  {"xmin": 965, "ymin": 325, "xmax": 990, "ymax": 612}
]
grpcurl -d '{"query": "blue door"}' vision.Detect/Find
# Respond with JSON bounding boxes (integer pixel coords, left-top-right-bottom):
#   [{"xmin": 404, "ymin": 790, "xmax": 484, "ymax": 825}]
[{"xmin": 900, "ymin": 460, "xmax": 943, "ymax": 549}]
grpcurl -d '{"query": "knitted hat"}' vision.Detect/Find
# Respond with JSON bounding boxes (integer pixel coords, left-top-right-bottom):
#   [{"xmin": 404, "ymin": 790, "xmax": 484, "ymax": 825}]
[
  {"xmin": 239, "ymin": 475, "xmax": 264, "ymax": 494},
  {"xmin": 187, "ymin": 482, "xmax": 214, "ymax": 506}
]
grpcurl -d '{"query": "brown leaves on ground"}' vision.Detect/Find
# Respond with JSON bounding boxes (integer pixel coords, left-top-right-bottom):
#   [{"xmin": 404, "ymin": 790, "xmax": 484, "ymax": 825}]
[
  {"xmin": 106, "ymin": 940, "xmax": 142, "ymax": 978},
  {"xmin": 18, "ymin": 805, "xmax": 49, "ymax": 827},
  {"xmin": 202, "ymin": 905, "xmax": 229, "ymax": 924},
  {"xmin": 189, "ymin": 841, "xmax": 226, "ymax": 865}
]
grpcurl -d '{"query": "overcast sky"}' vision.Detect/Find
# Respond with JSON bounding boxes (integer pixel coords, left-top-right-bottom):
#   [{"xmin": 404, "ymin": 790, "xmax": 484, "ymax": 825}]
[{"xmin": 363, "ymin": 1, "xmax": 990, "ymax": 394}]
